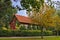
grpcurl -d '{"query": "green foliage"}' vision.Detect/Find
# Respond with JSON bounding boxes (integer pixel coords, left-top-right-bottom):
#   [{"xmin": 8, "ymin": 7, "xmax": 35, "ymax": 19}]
[
  {"xmin": 0, "ymin": 30, "xmax": 53, "ymax": 37},
  {"xmin": 57, "ymin": 10, "xmax": 60, "ymax": 16},
  {"xmin": 27, "ymin": 26, "xmax": 32, "ymax": 30},
  {"xmin": 20, "ymin": 26, "xmax": 26, "ymax": 30},
  {"xmin": 0, "ymin": 0, "xmax": 16, "ymax": 28},
  {"xmin": 21, "ymin": 0, "xmax": 44, "ymax": 12}
]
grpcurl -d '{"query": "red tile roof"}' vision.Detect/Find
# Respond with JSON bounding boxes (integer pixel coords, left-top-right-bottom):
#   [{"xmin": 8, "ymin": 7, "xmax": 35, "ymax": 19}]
[{"xmin": 15, "ymin": 15, "xmax": 33, "ymax": 24}]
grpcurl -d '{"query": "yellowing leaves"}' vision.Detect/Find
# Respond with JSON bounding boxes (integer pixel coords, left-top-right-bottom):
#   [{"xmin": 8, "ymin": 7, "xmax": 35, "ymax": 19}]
[{"xmin": 29, "ymin": 3, "xmax": 56, "ymax": 27}]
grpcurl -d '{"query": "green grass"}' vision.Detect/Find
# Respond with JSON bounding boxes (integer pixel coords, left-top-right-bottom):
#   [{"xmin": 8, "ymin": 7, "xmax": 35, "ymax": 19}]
[{"xmin": 0, "ymin": 36, "xmax": 60, "ymax": 40}]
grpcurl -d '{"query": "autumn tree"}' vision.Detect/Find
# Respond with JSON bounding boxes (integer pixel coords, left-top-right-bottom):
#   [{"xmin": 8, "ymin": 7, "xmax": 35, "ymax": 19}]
[
  {"xmin": 21, "ymin": 0, "xmax": 56, "ymax": 38},
  {"xmin": 53, "ymin": 11, "xmax": 60, "ymax": 36}
]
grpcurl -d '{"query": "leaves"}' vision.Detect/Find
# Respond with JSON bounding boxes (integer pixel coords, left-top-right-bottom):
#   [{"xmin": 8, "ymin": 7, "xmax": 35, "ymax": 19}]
[
  {"xmin": 0, "ymin": 0, "xmax": 16, "ymax": 28},
  {"xmin": 21, "ymin": 0, "xmax": 44, "ymax": 12},
  {"xmin": 29, "ymin": 3, "xmax": 56, "ymax": 28}
]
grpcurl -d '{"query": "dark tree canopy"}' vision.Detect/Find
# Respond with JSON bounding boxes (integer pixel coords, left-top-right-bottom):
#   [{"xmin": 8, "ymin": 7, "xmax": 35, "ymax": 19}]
[
  {"xmin": 21, "ymin": 0, "xmax": 44, "ymax": 12},
  {"xmin": 0, "ymin": 0, "xmax": 16, "ymax": 28}
]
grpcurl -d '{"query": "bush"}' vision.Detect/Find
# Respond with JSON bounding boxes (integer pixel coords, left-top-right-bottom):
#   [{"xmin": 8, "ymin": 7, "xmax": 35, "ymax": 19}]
[
  {"xmin": 0, "ymin": 30, "xmax": 53, "ymax": 37},
  {"xmin": 20, "ymin": 26, "xmax": 26, "ymax": 30},
  {"xmin": 44, "ymin": 31, "xmax": 53, "ymax": 36},
  {"xmin": 20, "ymin": 30, "xmax": 41, "ymax": 36}
]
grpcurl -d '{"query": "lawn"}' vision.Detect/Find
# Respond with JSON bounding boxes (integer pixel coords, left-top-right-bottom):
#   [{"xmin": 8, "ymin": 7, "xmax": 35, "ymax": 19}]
[{"xmin": 0, "ymin": 36, "xmax": 60, "ymax": 40}]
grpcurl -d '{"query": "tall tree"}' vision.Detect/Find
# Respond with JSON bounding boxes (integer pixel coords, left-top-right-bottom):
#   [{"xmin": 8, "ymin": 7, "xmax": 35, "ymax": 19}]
[
  {"xmin": 21, "ymin": 0, "xmax": 44, "ymax": 12},
  {"xmin": 0, "ymin": 0, "xmax": 16, "ymax": 29},
  {"xmin": 21, "ymin": 0, "xmax": 56, "ymax": 38}
]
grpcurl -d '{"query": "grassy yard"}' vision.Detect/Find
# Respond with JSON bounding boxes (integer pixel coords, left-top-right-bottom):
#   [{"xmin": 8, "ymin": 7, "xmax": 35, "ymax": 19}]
[{"xmin": 0, "ymin": 36, "xmax": 60, "ymax": 40}]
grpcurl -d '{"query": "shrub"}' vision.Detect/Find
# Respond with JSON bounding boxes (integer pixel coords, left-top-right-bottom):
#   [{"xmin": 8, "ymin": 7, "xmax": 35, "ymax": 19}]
[{"xmin": 0, "ymin": 30, "xmax": 53, "ymax": 37}]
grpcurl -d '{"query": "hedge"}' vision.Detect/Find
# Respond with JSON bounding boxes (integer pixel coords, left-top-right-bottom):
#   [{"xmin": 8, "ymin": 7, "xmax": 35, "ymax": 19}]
[{"xmin": 0, "ymin": 30, "xmax": 53, "ymax": 37}]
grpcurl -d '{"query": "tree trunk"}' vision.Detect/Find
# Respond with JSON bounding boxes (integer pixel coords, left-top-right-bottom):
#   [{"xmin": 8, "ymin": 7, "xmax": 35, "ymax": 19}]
[
  {"xmin": 41, "ymin": 26, "xmax": 43, "ymax": 39},
  {"xmin": 57, "ymin": 30, "xmax": 59, "ymax": 36}
]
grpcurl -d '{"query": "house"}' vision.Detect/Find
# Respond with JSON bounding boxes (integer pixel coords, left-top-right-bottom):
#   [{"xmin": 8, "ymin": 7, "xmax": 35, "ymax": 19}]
[{"xmin": 9, "ymin": 14, "xmax": 37, "ymax": 30}]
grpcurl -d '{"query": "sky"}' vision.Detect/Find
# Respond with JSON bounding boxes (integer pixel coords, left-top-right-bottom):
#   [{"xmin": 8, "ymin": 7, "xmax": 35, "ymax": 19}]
[
  {"xmin": 10, "ymin": 0, "xmax": 28, "ymax": 17},
  {"xmin": 11, "ymin": 0, "xmax": 60, "ymax": 17}
]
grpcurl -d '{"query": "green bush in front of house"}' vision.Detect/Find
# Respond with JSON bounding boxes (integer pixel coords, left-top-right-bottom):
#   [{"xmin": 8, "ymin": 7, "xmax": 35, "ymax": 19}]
[
  {"xmin": 0, "ymin": 30, "xmax": 53, "ymax": 37},
  {"xmin": 19, "ymin": 30, "xmax": 41, "ymax": 36}
]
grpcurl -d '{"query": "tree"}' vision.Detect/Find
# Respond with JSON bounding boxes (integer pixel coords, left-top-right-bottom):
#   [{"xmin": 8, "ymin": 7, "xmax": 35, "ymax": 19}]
[
  {"xmin": 53, "ymin": 13, "xmax": 60, "ymax": 36},
  {"xmin": 0, "ymin": 0, "xmax": 16, "ymax": 29},
  {"xmin": 21, "ymin": 0, "xmax": 44, "ymax": 12},
  {"xmin": 20, "ymin": 0, "xmax": 56, "ymax": 38}
]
